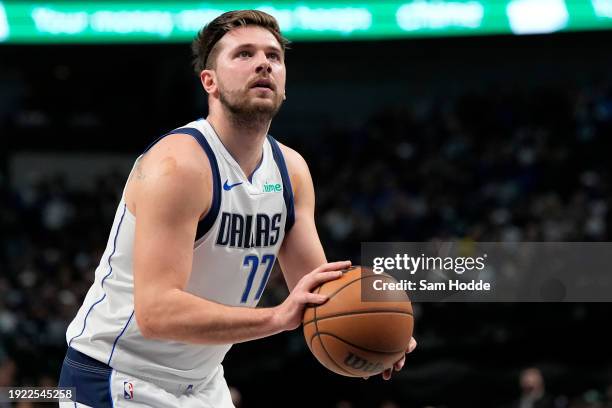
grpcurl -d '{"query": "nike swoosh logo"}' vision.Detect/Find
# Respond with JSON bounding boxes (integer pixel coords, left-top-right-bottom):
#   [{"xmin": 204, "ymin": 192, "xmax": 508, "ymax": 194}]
[{"xmin": 223, "ymin": 180, "xmax": 243, "ymax": 191}]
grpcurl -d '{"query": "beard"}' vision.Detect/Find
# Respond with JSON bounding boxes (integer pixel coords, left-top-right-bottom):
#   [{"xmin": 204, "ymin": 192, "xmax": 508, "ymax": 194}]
[{"xmin": 218, "ymin": 84, "xmax": 284, "ymax": 129}]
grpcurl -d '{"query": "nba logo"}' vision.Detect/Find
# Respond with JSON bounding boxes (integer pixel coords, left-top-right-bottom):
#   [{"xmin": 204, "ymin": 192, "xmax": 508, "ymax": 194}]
[
  {"xmin": 123, "ymin": 381, "xmax": 134, "ymax": 400},
  {"xmin": 186, "ymin": 384, "xmax": 194, "ymax": 394}
]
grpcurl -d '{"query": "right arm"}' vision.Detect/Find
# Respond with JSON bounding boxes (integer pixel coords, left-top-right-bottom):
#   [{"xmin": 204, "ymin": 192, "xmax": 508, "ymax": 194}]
[{"xmin": 129, "ymin": 134, "xmax": 347, "ymax": 344}]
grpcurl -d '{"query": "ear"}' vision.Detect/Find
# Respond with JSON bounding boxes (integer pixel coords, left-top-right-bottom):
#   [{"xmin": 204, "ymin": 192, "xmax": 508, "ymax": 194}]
[{"xmin": 200, "ymin": 69, "xmax": 218, "ymax": 96}]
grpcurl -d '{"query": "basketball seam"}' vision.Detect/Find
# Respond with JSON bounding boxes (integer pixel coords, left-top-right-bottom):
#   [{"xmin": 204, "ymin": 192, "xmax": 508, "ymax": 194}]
[
  {"xmin": 312, "ymin": 285, "xmax": 356, "ymax": 377},
  {"xmin": 311, "ymin": 331, "xmax": 407, "ymax": 355},
  {"xmin": 314, "ymin": 333, "xmax": 361, "ymax": 377},
  {"xmin": 302, "ymin": 310, "xmax": 413, "ymax": 327}
]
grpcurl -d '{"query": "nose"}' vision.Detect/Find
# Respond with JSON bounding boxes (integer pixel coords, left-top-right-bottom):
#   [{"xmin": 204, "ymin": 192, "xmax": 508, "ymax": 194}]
[
  {"xmin": 255, "ymin": 62, "xmax": 272, "ymax": 74},
  {"xmin": 255, "ymin": 52, "xmax": 272, "ymax": 74}
]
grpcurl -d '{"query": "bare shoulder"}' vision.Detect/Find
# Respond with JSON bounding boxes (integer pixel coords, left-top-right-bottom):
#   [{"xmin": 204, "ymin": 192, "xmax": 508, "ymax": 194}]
[
  {"xmin": 126, "ymin": 133, "xmax": 213, "ymax": 218},
  {"xmin": 137, "ymin": 133, "xmax": 211, "ymax": 177},
  {"xmin": 276, "ymin": 141, "xmax": 307, "ymax": 168}
]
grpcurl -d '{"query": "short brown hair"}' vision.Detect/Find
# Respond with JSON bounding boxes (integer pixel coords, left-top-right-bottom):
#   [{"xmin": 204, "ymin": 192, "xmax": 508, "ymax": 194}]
[{"xmin": 191, "ymin": 10, "xmax": 290, "ymax": 74}]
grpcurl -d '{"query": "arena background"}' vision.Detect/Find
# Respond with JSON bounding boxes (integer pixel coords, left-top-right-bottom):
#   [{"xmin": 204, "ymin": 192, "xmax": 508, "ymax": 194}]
[{"xmin": 1, "ymin": 2, "xmax": 612, "ymax": 407}]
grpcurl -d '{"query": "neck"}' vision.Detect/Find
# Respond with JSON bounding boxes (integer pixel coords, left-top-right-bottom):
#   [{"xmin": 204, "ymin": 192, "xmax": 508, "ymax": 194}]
[{"xmin": 207, "ymin": 110, "xmax": 270, "ymax": 178}]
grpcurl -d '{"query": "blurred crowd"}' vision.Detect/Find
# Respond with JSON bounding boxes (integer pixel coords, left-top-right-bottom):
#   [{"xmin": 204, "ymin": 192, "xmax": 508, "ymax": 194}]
[
  {"xmin": 303, "ymin": 81, "xmax": 612, "ymax": 261},
  {"xmin": 1, "ymin": 69, "xmax": 612, "ymax": 407}
]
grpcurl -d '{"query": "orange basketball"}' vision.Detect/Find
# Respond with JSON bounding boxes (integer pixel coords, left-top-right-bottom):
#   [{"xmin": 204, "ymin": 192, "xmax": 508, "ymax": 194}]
[{"xmin": 302, "ymin": 266, "xmax": 414, "ymax": 377}]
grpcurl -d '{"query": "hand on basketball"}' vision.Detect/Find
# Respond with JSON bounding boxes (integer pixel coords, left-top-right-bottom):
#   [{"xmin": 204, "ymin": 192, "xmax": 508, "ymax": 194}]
[
  {"xmin": 364, "ymin": 336, "xmax": 417, "ymax": 381},
  {"xmin": 275, "ymin": 260, "xmax": 351, "ymax": 332}
]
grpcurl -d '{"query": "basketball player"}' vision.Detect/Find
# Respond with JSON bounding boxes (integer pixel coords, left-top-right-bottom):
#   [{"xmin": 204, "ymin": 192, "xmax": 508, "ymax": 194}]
[{"xmin": 58, "ymin": 10, "xmax": 416, "ymax": 407}]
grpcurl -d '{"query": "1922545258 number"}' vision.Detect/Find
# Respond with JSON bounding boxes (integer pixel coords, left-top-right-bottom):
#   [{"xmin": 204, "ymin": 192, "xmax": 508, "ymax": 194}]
[{"xmin": 1, "ymin": 387, "xmax": 75, "ymax": 402}]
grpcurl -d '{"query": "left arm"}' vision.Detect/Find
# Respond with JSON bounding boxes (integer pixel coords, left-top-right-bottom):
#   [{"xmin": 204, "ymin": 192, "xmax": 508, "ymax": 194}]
[
  {"xmin": 277, "ymin": 144, "xmax": 329, "ymax": 290},
  {"xmin": 276, "ymin": 143, "xmax": 417, "ymax": 380}
]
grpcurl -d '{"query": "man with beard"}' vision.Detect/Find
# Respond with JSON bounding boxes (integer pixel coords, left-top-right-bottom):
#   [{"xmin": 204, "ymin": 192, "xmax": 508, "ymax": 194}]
[{"xmin": 59, "ymin": 10, "xmax": 415, "ymax": 407}]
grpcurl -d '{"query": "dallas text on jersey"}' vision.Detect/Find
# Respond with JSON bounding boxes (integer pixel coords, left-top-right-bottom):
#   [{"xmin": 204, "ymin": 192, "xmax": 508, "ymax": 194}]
[{"xmin": 215, "ymin": 211, "xmax": 282, "ymax": 248}]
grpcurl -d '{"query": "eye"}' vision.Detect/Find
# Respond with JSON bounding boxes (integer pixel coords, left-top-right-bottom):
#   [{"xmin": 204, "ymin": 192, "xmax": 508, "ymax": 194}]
[
  {"xmin": 238, "ymin": 50, "xmax": 251, "ymax": 58},
  {"xmin": 268, "ymin": 52, "xmax": 281, "ymax": 61}
]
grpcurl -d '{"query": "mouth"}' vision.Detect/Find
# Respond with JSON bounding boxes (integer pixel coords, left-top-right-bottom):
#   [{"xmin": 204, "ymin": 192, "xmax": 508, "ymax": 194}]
[{"xmin": 250, "ymin": 78, "xmax": 274, "ymax": 92}]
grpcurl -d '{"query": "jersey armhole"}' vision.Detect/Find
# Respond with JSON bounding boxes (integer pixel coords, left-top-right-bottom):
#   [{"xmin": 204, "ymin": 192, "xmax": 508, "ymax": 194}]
[
  {"xmin": 144, "ymin": 127, "xmax": 222, "ymax": 241},
  {"xmin": 267, "ymin": 135, "xmax": 296, "ymax": 234}
]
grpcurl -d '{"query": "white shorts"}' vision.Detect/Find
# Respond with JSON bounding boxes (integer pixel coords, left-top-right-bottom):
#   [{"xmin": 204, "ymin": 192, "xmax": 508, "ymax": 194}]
[{"xmin": 59, "ymin": 347, "xmax": 234, "ymax": 408}]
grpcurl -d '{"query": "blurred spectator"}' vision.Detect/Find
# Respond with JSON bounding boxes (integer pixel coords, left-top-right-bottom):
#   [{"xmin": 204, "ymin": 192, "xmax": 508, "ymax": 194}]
[
  {"xmin": 509, "ymin": 367, "xmax": 554, "ymax": 408},
  {"xmin": 378, "ymin": 400, "xmax": 400, "ymax": 408},
  {"xmin": 229, "ymin": 385, "xmax": 242, "ymax": 408},
  {"xmin": 604, "ymin": 384, "xmax": 612, "ymax": 408},
  {"xmin": 0, "ymin": 356, "xmax": 16, "ymax": 387}
]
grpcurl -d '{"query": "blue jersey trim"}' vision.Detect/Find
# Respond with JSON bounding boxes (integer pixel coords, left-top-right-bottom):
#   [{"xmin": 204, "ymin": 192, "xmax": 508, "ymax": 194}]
[
  {"xmin": 69, "ymin": 204, "xmax": 127, "ymax": 347},
  {"xmin": 248, "ymin": 154, "xmax": 264, "ymax": 183},
  {"xmin": 143, "ymin": 126, "xmax": 222, "ymax": 241},
  {"xmin": 107, "ymin": 310, "xmax": 134, "ymax": 365},
  {"xmin": 267, "ymin": 136, "xmax": 295, "ymax": 233}
]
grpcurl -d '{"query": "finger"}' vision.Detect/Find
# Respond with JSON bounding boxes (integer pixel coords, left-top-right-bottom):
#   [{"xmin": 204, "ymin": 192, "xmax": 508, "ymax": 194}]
[
  {"xmin": 313, "ymin": 260, "xmax": 352, "ymax": 274},
  {"xmin": 307, "ymin": 270, "xmax": 344, "ymax": 288},
  {"xmin": 382, "ymin": 368, "xmax": 392, "ymax": 380},
  {"xmin": 394, "ymin": 355, "xmax": 405, "ymax": 371},
  {"xmin": 407, "ymin": 337, "xmax": 417, "ymax": 354},
  {"xmin": 303, "ymin": 292, "xmax": 328, "ymax": 305}
]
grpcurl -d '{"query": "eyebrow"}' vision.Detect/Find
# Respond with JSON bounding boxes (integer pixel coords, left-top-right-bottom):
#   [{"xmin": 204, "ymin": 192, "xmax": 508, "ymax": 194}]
[{"xmin": 232, "ymin": 43, "xmax": 283, "ymax": 54}]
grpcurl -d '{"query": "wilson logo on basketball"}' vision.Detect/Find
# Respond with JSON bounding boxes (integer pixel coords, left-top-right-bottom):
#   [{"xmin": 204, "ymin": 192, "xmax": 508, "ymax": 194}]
[{"xmin": 343, "ymin": 352, "xmax": 383, "ymax": 373}]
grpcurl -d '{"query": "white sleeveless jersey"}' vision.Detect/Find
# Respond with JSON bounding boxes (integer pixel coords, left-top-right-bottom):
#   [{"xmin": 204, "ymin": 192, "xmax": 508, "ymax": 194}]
[{"xmin": 66, "ymin": 119, "xmax": 295, "ymax": 384}]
